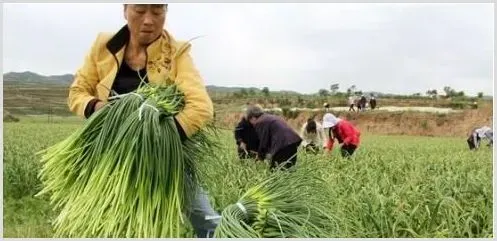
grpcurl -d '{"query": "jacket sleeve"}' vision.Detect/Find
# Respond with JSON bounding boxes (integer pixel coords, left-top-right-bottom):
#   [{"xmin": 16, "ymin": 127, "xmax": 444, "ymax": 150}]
[
  {"xmin": 173, "ymin": 42, "xmax": 214, "ymax": 138},
  {"xmin": 234, "ymin": 119, "xmax": 245, "ymax": 144},
  {"xmin": 68, "ymin": 34, "xmax": 104, "ymax": 118}
]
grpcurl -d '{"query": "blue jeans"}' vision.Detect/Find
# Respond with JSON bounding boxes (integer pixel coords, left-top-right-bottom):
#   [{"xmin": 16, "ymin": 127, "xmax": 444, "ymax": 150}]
[{"xmin": 186, "ymin": 186, "xmax": 220, "ymax": 238}]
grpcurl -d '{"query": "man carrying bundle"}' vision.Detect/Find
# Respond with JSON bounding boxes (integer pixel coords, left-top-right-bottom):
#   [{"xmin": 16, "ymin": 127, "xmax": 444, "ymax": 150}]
[
  {"xmin": 246, "ymin": 105, "xmax": 302, "ymax": 170},
  {"xmin": 67, "ymin": 4, "xmax": 218, "ymax": 238}
]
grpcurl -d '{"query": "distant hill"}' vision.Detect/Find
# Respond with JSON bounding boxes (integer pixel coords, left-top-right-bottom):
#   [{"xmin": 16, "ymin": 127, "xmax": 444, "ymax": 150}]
[
  {"xmin": 3, "ymin": 71, "xmax": 73, "ymax": 86},
  {"xmin": 2, "ymin": 72, "xmax": 301, "ymax": 95},
  {"xmin": 3, "ymin": 71, "xmax": 492, "ymax": 100},
  {"xmin": 205, "ymin": 85, "xmax": 260, "ymax": 93}
]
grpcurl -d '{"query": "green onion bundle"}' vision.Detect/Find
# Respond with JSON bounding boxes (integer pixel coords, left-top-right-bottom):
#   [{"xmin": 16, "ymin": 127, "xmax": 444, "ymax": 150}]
[
  {"xmin": 37, "ymin": 83, "xmax": 218, "ymax": 238},
  {"xmin": 213, "ymin": 164, "xmax": 340, "ymax": 238}
]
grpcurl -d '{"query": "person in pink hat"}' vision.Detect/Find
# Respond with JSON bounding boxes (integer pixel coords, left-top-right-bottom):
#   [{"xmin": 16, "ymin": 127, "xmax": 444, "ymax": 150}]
[{"xmin": 322, "ymin": 113, "xmax": 361, "ymax": 157}]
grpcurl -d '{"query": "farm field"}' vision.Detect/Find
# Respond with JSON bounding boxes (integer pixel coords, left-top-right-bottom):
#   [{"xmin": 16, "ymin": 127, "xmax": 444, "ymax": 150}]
[{"xmin": 3, "ymin": 118, "xmax": 493, "ymax": 238}]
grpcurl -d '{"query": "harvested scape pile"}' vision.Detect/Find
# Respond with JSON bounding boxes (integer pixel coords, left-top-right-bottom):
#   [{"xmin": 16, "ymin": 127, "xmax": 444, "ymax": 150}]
[
  {"xmin": 214, "ymin": 165, "xmax": 340, "ymax": 238},
  {"xmin": 36, "ymin": 83, "xmax": 218, "ymax": 238}
]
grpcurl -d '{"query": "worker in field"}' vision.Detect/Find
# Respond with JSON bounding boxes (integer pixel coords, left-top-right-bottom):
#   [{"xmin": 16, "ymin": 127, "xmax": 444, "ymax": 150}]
[
  {"xmin": 246, "ymin": 104, "xmax": 303, "ymax": 171},
  {"xmin": 347, "ymin": 96, "xmax": 356, "ymax": 112},
  {"xmin": 67, "ymin": 4, "xmax": 219, "ymax": 238},
  {"xmin": 323, "ymin": 102, "xmax": 331, "ymax": 112},
  {"xmin": 370, "ymin": 95, "xmax": 377, "ymax": 110},
  {"xmin": 359, "ymin": 95, "xmax": 367, "ymax": 111},
  {"xmin": 322, "ymin": 113, "xmax": 361, "ymax": 158},
  {"xmin": 467, "ymin": 126, "xmax": 493, "ymax": 150},
  {"xmin": 299, "ymin": 117, "xmax": 325, "ymax": 154},
  {"xmin": 355, "ymin": 97, "xmax": 362, "ymax": 111},
  {"xmin": 234, "ymin": 105, "xmax": 260, "ymax": 159}
]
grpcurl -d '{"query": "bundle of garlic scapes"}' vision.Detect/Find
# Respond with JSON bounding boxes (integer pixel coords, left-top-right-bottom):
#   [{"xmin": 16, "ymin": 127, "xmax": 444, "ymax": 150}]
[{"xmin": 37, "ymin": 83, "xmax": 218, "ymax": 238}]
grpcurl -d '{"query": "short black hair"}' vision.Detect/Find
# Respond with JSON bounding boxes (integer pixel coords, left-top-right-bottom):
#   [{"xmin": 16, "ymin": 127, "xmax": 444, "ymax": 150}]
[{"xmin": 306, "ymin": 118, "xmax": 317, "ymax": 134}]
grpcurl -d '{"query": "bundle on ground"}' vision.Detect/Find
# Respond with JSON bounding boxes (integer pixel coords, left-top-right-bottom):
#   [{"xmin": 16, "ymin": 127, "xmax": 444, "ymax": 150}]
[
  {"xmin": 213, "ymin": 163, "xmax": 340, "ymax": 238},
  {"xmin": 36, "ymin": 83, "xmax": 219, "ymax": 238}
]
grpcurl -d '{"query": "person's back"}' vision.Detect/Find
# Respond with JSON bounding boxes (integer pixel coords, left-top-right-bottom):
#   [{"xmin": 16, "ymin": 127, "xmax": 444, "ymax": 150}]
[
  {"xmin": 333, "ymin": 119, "xmax": 361, "ymax": 146},
  {"xmin": 475, "ymin": 126, "xmax": 492, "ymax": 138},
  {"xmin": 253, "ymin": 113, "xmax": 302, "ymax": 169},
  {"xmin": 256, "ymin": 114, "xmax": 301, "ymax": 151}
]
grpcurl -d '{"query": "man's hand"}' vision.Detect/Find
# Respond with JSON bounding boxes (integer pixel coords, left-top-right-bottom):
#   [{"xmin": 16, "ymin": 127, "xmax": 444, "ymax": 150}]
[
  {"xmin": 239, "ymin": 142, "xmax": 247, "ymax": 151},
  {"xmin": 265, "ymin": 154, "xmax": 273, "ymax": 161}
]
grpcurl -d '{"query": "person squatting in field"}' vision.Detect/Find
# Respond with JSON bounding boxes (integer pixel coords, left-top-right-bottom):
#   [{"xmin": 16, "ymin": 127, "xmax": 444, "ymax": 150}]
[
  {"xmin": 299, "ymin": 117, "xmax": 325, "ymax": 154},
  {"xmin": 246, "ymin": 105, "xmax": 303, "ymax": 170},
  {"xmin": 234, "ymin": 105, "xmax": 260, "ymax": 159},
  {"xmin": 467, "ymin": 126, "xmax": 493, "ymax": 150},
  {"xmin": 67, "ymin": 4, "xmax": 219, "ymax": 238},
  {"xmin": 322, "ymin": 113, "xmax": 361, "ymax": 158}
]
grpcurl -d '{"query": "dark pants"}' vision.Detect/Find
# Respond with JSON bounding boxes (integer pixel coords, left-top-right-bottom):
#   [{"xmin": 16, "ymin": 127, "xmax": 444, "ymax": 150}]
[
  {"xmin": 349, "ymin": 104, "xmax": 355, "ymax": 112},
  {"xmin": 271, "ymin": 142, "xmax": 300, "ymax": 170},
  {"xmin": 341, "ymin": 144, "xmax": 357, "ymax": 157}
]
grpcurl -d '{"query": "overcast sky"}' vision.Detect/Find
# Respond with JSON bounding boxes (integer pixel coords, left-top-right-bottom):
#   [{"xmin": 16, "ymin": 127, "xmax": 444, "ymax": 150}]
[{"xmin": 3, "ymin": 3, "xmax": 494, "ymax": 96}]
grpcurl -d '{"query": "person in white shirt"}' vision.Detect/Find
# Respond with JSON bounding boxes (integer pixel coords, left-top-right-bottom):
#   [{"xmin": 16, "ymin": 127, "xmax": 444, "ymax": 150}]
[
  {"xmin": 348, "ymin": 96, "xmax": 356, "ymax": 112},
  {"xmin": 467, "ymin": 126, "xmax": 493, "ymax": 150},
  {"xmin": 300, "ymin": 117, "xmax": 326, "ymax": 154}
]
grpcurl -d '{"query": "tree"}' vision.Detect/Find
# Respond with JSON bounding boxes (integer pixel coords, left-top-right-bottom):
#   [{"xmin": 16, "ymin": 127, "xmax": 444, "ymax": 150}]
[
  {"xmin": 248, "ymin": 88, "xmax": 256, "ymax": 96},
  {"xmin": 318, "ymin": 89, "xmax": 329, "ymax": 97},
  {"xmin": 330, "ymin": 84, "xmax": 339, "ymax": 95},
  {"xmin": 426, "ymin": 89, "xmax": 437, "ymax": 98},
  {"xmin": 239, "ymin": 88, "xmax": 248, "ymax": 96},
  {"xmin": 477, "ymin": 92, "xmax": 484, "ymax": 98},
  {"xmin": 262, "ymin": 87, "xmax": 270, "ymax": 97},
  {"xmin": 347, "ymin": 85, "xmax": 356, "ymax": 95},
  {"xmin": 443, "ymin": 86, "xmax": 456, "ymax": 97},
  {"xmin": 297, "ymin": 96, "xmax": 304, "ymax": 106}
]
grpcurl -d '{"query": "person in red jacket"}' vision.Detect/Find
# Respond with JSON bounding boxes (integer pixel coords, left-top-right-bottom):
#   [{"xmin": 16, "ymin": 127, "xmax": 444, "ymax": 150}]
[{"xmin": 322, "ymin": 113, "xmax": 360, "ymax": 157}]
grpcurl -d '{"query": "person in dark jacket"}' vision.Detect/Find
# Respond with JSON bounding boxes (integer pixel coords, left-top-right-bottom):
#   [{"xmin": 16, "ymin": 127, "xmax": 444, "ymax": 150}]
[
  {"xmin": 369, "ymin": 96, "xmax": 377, "ymax": 110},
  {"xmin": 234, "ymin": 115, "xmax": 260, "ymax": 159},
  {"xmin": 246, "ymin": 105, "xmax": 302, "ymax": 170},
  {"xmin": 359, "ymin": 95, "xmax": 367, "ymax": 111}
]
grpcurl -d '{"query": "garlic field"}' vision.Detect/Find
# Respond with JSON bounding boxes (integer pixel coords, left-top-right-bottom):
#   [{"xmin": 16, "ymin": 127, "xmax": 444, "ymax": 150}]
[{"xmin": 3, "ymin": 119, "xmax": 493, "ymax": 238}]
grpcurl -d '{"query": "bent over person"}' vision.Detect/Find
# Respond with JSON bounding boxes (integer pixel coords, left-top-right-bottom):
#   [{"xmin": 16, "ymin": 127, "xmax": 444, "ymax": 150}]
[
  {"xmin": 467, "ymin": 126, "xmax": 493, "ymax": 150},
  {"xmin": 246, "ymin": 105, "xmax": 302, "ymax": 170},
  {"xmin": 67, "ymin": 4, "xmax": 218, "ymax": 238},
  {"xmin": 322, "ymin": 113, "xmax": 361, "ymax": 158},
  {"xmin": 300, "ymin": 117, "xmax": 325, "ymax": 154}
]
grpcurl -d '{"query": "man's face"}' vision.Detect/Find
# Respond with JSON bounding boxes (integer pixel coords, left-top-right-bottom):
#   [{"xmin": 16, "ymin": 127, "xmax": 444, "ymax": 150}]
[{"xmin": 124, "ymin": 4, "xmax": 166, "ymax": 46}]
